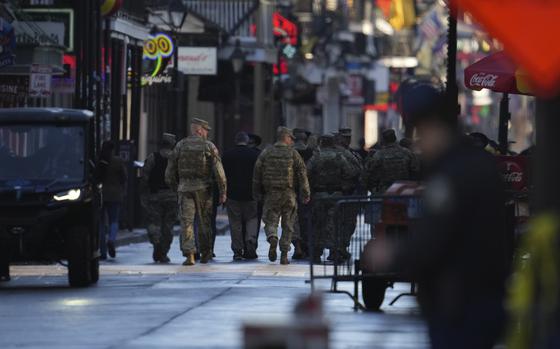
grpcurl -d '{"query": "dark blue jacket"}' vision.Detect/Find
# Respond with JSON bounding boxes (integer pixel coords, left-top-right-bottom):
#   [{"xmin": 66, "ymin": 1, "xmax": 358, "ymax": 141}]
[{"xmin": 222, "ymin": 145, "xmax": 259, "ymax": 201}]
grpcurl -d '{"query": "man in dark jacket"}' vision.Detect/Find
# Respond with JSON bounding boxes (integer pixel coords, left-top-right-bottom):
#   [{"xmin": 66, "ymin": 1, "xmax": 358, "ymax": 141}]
[
  {"xmin": 364, "ymin": 82, "xmax": 508, "ymax": 349},
  {"xmin": 223, "ymin": 132, "xmax": 260, "ymax": 260}
]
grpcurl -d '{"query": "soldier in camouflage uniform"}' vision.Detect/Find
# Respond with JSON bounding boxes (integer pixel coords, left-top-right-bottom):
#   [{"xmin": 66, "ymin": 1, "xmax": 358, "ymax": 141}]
[
  {"xmin": 166, "ymin": 118, "xmax": 227, "ymax": 266},
  {"xmin": 307, "ymin": 135, "xmax": 355, "ymax": 263},
  {"xmin": 253, "ymin": 127, "xmax": 310, "ymax": 265},
  {"xmin": 363, "ymin": 129, "xmax": 419, "ymax": 195},
  {"xmin": 334, "ymin": 128, "xmax": 363, "ymax": 260},
  {"xmin": 141, "ymin": 133, "xmax": 177, "ymax": 263},
  {"xmin": 292, "ymin": 128, "xmax": 313, "ymax": 260}
]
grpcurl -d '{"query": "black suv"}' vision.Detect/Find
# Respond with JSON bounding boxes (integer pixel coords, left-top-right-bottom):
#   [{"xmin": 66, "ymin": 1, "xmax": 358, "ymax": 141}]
[{"xmin": 0, "ymin": 108, "xmax": 100, "ymax": 287}]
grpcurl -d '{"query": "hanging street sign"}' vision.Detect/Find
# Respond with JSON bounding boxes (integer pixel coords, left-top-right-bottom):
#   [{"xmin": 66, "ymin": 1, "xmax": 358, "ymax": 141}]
[{"xmin": 455, "ymin": 0, "xmax": 560, "ymax": 97}]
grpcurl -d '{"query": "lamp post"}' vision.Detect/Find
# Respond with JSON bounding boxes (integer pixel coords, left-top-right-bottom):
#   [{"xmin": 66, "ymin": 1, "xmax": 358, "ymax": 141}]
[
  {"xmin": 231, "ymin": 39, "xmax": 246, "ymax": 121},
  {"xmin": 167, "ymin": 0, "xmax": 187, "ymax": 137}
]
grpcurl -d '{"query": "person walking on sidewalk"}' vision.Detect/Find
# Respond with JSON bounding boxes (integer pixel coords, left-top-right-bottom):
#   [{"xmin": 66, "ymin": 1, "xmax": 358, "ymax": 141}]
[
  {"xmin": 141, "ymin": 133, "xmax": 177, "ymax": 263},
  {"xmin": 166, "ymin": 118, "xmax": 227, "ymax": 266},
  {"xmin": 96, "ymin": 140, "xmax": 127, "ymax": 260},
  {"xmin": 222, "ymin": 132, "xmax": 259, "ymax": 261},
  {"xmin": 253, "ymin": 127, "xmax": 310, "ymax": 265}
]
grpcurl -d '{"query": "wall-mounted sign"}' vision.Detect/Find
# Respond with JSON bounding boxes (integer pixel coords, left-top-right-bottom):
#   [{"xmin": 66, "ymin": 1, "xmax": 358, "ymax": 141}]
[
  {"xmin": 21, "ymin": 9, "xmax": 74, "ymax": 52},
  {"xmin": 29, "ymin": 64, "xmax": 52, "ymax": 97},
  {"xmin": 177, "ymin": 47, "xmax": 217, "ymax": 76},
  {"xmin": 101, "ymin": 0, "xmax": 123, "ymax": 17},
  {"xmin": 0, "ymin": 18, "xmax": 16, "ymax": 69},
  {"xmin": 142, "ymin": 33, "xmax": 174, "ymax": 87},
  {"xmin": 13, "ymin": 21, "xmax": 65, "ymax": 47}
]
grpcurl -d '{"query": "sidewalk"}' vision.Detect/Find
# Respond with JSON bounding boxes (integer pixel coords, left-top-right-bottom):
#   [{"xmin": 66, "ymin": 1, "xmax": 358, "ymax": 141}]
[{"xmin": 115, "ymin": 212, "xmax": 230, "ymax": 247}]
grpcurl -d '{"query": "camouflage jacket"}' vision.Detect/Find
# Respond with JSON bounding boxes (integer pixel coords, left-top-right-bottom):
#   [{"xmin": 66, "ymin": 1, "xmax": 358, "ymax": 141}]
[
  {"xmin": 307, "ymin": 147, "xmax": 356, "ymax": 194},
  {"xmin": 252, "ymin": 142, "xmax": 310, "ymax": 201},
  {"xmin": 165, "ymin": 135, "xmax": 227, "ymax": 196},
  {"xmin": 363, "ymin": 143, "xmax": 419, "ymax": 193}
]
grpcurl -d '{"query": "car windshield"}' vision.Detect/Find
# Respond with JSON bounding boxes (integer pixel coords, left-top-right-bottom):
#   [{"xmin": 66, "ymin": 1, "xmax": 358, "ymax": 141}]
[{"xmin": 0, "ymin": 124, "xmax": 85, "ymax": 182}]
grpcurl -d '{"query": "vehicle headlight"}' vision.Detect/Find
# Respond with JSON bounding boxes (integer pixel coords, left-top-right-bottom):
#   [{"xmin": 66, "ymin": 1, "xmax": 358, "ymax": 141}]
[{"xmin": 53, "ymin": 189, "xmax": 82, "ymax": 202}]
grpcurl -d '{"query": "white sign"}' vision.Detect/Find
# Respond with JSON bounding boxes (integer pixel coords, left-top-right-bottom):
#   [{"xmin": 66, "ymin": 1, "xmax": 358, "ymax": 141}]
[
  {"xmin": 29, "ymin": 64, "xmax": 52, "ymax": 97},
  {"xmin": 177, "ymin": 47, "xmax": 217, "ymax": 75},
  {"xmin": 13, "ymin": 21, "xmax": 65, "ymax": 47}
]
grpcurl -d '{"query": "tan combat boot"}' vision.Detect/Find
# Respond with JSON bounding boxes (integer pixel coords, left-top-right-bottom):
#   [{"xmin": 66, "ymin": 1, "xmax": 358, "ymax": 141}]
[
  {"xmin": 268, "ymin": 237, "xmax": 278, "ymax": 262},
  {"xmin": 280, "ymin": 251, "xmax": 290, "ymax": 265},
  {"xmin": 183, "ymin": 253, "xmax": 195, "ymax": 266}
]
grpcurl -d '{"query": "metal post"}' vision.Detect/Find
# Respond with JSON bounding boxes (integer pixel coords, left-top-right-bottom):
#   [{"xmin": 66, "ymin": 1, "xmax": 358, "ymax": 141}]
[
  {"xmin": 173, "ymin": 34, "xmax": 184, "ymax": 139},
  {"xmin": 254, "ymin": 63, "xmax": 264, "ymax": 136},
  {"xmin": 446, "ymin": 4, "xmax": 459, "ymax": 124},
  {"xmin": 535, "ymin": 96, "xmax": 560, "ymax": 212},
  {"xmin": 498, "ymin": 93, "xmax": 510, "ymax": 155}
]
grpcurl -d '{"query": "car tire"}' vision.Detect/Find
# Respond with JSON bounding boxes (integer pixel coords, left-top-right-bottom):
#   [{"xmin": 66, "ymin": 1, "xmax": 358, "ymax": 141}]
[
  {"xmin": 362, "ymin": 277, "xmax": 388, "ymax": 311},
  {"xmin": 67, "ymin": 226, "xmax": 92, "ymax": 287}
]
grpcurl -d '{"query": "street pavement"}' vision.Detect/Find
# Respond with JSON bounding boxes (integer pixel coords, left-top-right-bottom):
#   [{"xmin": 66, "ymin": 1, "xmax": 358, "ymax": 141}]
[{"xmin": 0, "ymin": 226, "xmax": 429, "ymax": 349}]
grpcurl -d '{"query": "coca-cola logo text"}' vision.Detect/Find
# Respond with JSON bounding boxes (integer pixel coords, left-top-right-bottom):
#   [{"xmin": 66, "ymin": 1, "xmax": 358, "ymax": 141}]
[{"xmin": 470, "ymin": 73, "xmax": 498, "ymax": 88}]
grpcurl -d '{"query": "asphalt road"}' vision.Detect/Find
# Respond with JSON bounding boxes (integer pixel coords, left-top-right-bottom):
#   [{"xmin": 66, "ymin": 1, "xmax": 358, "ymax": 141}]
[{"xmin": 0, "ymin": 232, "xmax": 428, "ymax": 349}]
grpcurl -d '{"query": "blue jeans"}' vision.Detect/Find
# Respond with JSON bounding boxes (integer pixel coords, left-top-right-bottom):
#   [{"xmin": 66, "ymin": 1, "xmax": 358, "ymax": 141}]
[{"xmin": 100, "ymin": 202, "xmax": 120, "ymax": 257}]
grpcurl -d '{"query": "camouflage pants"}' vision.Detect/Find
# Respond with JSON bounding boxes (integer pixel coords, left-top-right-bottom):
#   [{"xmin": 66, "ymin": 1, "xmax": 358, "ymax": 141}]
[
  {"xmin": 311, "ymin": 192, "xmax": 341, "ymax": 253},
  {"xmin": 178, "ymin": 188, "xmax": 213, "ymax": 256},
  {"xmin": 293, "ymin": 200, "xmax": 311, "ymax": 245},
  {"xmin": 341, "ymin": 200, "xmax": 359, "ymax": 248},
  {"xmin": 145, "ymin": 190, "xmax": 177, "ymax": 255},
  {"xmin": 262, "ymin": 190, "xmax": 297, "ymax": 252}
]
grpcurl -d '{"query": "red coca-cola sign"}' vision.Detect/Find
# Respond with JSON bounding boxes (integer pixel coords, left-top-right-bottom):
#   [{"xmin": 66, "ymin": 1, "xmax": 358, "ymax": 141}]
[
  {"xmin": 496, "ymin": 156, "xmax": 528, "ymax": 192},
  {"xmin": 469, "ymin": 73, "xmax": 498, "ymax": 88}
]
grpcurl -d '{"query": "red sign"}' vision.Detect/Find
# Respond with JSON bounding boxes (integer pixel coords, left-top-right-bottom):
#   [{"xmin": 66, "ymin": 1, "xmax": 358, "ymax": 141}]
[
  {"xmin": 496, "ymin": 155, "xmax": 529, "ymax": 192},
  {"xmin": 455, "ymin": 0, "xmax": 560, "ymax": 97}
]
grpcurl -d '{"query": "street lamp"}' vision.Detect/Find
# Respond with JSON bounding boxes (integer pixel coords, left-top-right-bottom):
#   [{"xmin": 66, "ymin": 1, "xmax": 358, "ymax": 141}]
[
  {"xmin": 168, "ymin": 0, "xmax": 187, "ymax": 30},
  {"xmin": 167, "ymin": 0, "xmax": 186, "ymax": 137},
  {"xmin": 231, "ymin": 39, "xmax": 246, "ymax": 74},
  {"xmin": 230, "ymin": 40, "xmax": 246, "ymax": 120}
]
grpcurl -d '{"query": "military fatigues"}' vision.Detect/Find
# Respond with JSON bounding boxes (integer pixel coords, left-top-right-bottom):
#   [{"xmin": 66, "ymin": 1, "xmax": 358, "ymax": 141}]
[
  {"xmin": 253, "ymin": 143, "xmax": 310, "ymax": 253},
  {"xmin": 293, "ymin": 141, "xmax": 314, "ymax": 255},
  {"xmin": 336, "ymin": 146, "xmax": 363, "ymax": 252},
  {"xmin": 363, "ymin": 143, "xmax": 419, "ymax": 194},
  {"xmin": 165, "ymin": 135, "xmax": 226, "ymax": 258},
  {"xmin": 307, "ymin": 146, "xmax": 355, "ymax": 257},
  {"xmin": 142, "ymin": 150, "xmax": 178, "ymax": 257}
]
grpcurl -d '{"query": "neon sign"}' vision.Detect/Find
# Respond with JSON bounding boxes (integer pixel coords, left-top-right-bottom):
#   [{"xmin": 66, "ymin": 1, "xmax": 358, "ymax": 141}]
[{"xmin": 142, "ymin": 33, "xmax": 174, "ymax": 86}]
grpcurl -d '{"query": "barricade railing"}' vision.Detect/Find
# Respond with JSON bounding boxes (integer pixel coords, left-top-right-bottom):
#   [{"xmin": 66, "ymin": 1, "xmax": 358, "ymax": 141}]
[{"xmin": 308, "ymin": 195, "xmax": 422, "ymax": 310}]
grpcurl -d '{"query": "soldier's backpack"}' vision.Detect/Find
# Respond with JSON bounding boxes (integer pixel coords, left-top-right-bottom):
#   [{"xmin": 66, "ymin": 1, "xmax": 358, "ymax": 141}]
[{"xmin": 148, "ymin": 152, "xmax": 169, "ymax": 193}]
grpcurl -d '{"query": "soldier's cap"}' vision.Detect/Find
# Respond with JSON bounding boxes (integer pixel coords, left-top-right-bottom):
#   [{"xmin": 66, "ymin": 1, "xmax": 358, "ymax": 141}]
[
  {"xmin": 293, "ymin": 128, "xmax": 308, "ymax": 141},
  {"xmin": 277, "ymin": 126, "xmax": 296, "ymax": 140},
  {"xmin": 381, "ymin": 129, "xmax": 397, "ymax": 144},
  {"xmin": 339, "ymin": 128, "xmax": 352, "ymax": 137},
  {"xmin": 161, "ymin": 133, "xmax": 177, "ymax": 146},
  {"xmin": 192, "ymin": 118, "xmax": 211, "ymax": 131},
  {"xmin": 248, "ymin": 133, "xmax": 262, "ymax": 146},
  {"xmin": 319, "ymin": 134, "xmax": 335, "ymax": 146}
]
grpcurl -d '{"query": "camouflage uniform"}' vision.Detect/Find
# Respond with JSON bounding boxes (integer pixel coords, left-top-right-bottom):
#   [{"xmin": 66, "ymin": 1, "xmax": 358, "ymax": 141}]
[
  {"xmin": 293, "ymin": 138, "xmax": 314, "ymax": 255},
  {"xmin": 165, "ymin": 133, "xmax": 226, "ymax": 259},
  {"xmin": 142, "ymin": 149, "xmax": 178, "ymax": 258},
  {"xmin": 363, "ymin": 143, "xmax": 419, "ymax": 194},
  {"xmin": 307, "ymin": 140, "xmax": 355, "ymax": 257},
  {"xmin": 253, "ymin": 142, "xmax": 310, "ymax": 253}
]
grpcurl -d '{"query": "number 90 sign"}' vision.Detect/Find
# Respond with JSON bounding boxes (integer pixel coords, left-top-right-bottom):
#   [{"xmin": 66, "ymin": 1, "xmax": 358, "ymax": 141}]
[{"xmin": 143, "ymin": 33, "xmax": 174, "ymax": 60}]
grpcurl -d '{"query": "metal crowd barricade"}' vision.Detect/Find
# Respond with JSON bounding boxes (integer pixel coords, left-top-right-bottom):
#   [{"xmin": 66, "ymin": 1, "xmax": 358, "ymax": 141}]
[{"xmin": 308, "ymin": 193, "xmax": 423, "ymax": 311}]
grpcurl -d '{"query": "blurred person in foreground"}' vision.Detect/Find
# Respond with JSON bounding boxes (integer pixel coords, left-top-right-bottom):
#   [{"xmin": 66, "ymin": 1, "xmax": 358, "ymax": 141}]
[
  {"xmin": 222, "ymin": 132, "xmax": 259, "ymax": 260},
  {"xmin": 165, "ymin": 118, "xmax": 227, "ymax": 266},
  {"xmin": 252, "ymin": 127, "xmax": 310, "ymax": 265},
  {"xmin": 364, "ymin": 81, "xmax": 508, "ymax": 349},
  {"xmin": 141, "ymin": 133, "xmax": 177, "ymax": 263}
]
